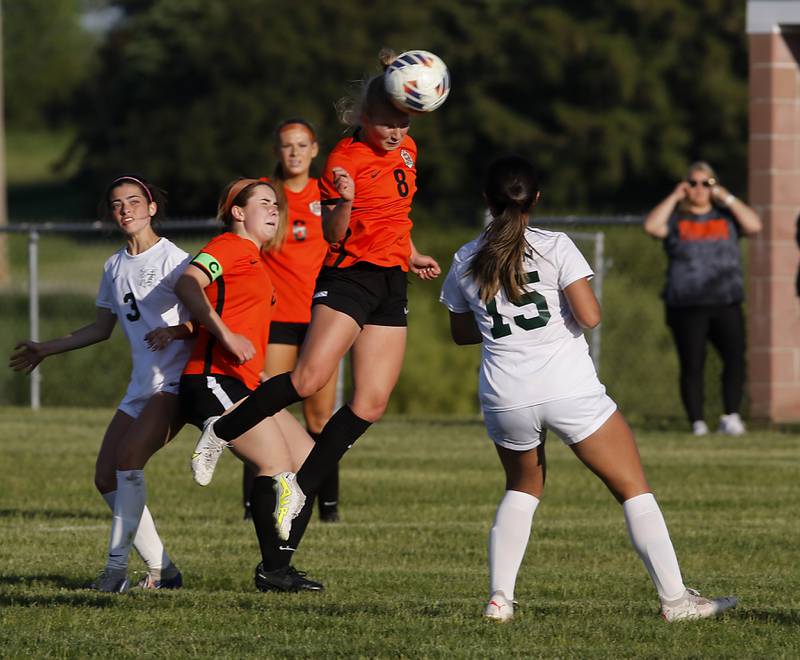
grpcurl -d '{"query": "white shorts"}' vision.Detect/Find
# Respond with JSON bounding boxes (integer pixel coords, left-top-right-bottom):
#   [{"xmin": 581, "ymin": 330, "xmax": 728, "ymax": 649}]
[
  {"xmin": 118, "ymin": 380, "xmax": 181, "ymax": 419},
  {"xmin": 483, "ymin": 389, "xmax": 617, "ymax": 452}
]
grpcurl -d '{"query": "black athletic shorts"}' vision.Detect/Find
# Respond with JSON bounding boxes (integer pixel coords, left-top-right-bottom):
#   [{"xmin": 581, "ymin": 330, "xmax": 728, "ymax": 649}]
[
  {"xmin": 179, "ymin": 374, "xmax": 252, "ymax": 430},
  {"xmin": 268, "ymin": 321, "xmax": 309, "ymax": 346},
  {"xmin": 311, "ymin": 263, "xmax": 408, "ymax": 328}
]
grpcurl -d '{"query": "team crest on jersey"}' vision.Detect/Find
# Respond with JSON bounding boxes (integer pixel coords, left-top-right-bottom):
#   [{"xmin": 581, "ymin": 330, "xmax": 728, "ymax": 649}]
[
  {"xmin": 137, "ymin": 267, "xmax": 158, "ymax": 288},
  {"xmin": 293, "ymin": 220, "xmax": 307, "ymax": 242},
  {"xmin": 309, "ymin": 201, "xmax": 321, "ymax": 216},
  {"xmin": 400, "ymin": 149, "xmax": 414, "ymax": 168}
]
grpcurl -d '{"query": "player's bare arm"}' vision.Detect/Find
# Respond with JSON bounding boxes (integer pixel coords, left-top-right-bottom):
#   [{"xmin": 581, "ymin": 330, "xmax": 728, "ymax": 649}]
[
  {"xmin": 9, "ymin": 307, "xmax": 117, "ymax": 374},
  {"xmin": 563, "ymin": 277, "xmax": 601, "ymax": 329},
  {"xmin": 448, "ymin": 311, "xmax": 481, "ymax": 345},
  {"xmin": 175, "ymin": 265, "xmax": 255, "ymax": 364},
  {"xmin": 322, "ymin": 167, "xmax": 354, "ymax": 243}
]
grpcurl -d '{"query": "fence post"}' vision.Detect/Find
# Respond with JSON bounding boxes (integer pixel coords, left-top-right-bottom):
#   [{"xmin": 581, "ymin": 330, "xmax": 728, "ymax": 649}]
[
  {"xmin": 28, "ymin": 229, "xmax": 41, "ymax": 410},
  {"xmin": 591, "ymin": 231, "xmax": 605, "ymax": 372}
]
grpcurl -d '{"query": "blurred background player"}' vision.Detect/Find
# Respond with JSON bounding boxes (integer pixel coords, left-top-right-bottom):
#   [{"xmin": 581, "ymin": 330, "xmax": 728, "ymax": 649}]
[
  {"xmin": 190, "ymin": 50, "xmax": 441, "ymax": 541},
  {"xmin": 440, "ymin": 155, "xmax": 737, "ymax": 623},
  {"xmin": 643, "ymin": 161, "xmax": 761, "ymax": 436},
  {"xmin": 177, "ymin": 178, "xmax": 323, "ymax": 592},
  {"xmin": 9, "ymin": 175, "xmax": 191, "ymax": 592},
  {"xmin": 242, "ymin": 118, "xmax": 341, "ymax": 524}
]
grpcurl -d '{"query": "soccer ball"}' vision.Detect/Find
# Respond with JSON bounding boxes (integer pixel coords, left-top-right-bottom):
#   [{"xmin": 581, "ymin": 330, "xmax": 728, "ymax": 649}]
[{"xmin": 384, "ymin": 50, "xmax": 451, "ymax": 113}]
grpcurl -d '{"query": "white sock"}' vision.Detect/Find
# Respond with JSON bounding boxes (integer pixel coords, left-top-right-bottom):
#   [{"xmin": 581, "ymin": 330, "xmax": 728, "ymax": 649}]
[
  {"xmin": 106, "ymin": 470, "xmax": 170, "ymax": 575},
  {"xmin": 488, "ymin": 490, "xmax": 539, "ymax": 601},
  {"xmin": 101, "ymin": 491, "xmax": 170, "ymax": 574},
  {"xmin": 623, "ymin": 493, "xmax": 686, "ymax": 602}
]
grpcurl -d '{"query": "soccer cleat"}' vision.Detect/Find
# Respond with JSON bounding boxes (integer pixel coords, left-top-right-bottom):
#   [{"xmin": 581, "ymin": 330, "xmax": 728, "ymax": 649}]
[
  {"xmin": 254, "ymin": 563, "xmax": 324, "ymax": 592},
  {"xmin": 484, "ymin": 591, "xmax": 514, "ymax": 622},
  {"xmin": 661, "ymin": 587, "xmax": 738, "ymax": 622},
  {"xmin": 273, "ymin": 471, "xmax": 306, "ymax": 541},
  {"xmin": 718, "ymin": 413, "xmax": 746, "ymax": 436},
  {"xmin": 89, "ymin": 567, "xmax": 130, "ymax": 593},
  {"xmin": 137, "ymin": 563, "xmax": 183, "ymax": 590},
  {"xmin": 191, "ymin": 416, "xmax": 226, "ymax": 486},
  {"xmin": 692, "ymin": 420, "xmax": 709, "ymax": 436}
]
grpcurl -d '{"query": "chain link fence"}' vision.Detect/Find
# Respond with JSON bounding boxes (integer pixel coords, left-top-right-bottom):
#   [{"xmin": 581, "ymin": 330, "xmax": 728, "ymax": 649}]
[{"xmin": 0, "ymin": 218, "xmax": 737, "ymax": 428}]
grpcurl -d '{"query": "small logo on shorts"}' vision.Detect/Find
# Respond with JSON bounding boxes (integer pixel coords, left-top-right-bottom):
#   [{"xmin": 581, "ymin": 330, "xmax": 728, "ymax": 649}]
[
  {"xmin": 313, "ymin": 290, "xmax": 328, "ymax": 299},
  {"xmin": 403, "ymin": 306, "xmax": 408, "ymax": 315}
]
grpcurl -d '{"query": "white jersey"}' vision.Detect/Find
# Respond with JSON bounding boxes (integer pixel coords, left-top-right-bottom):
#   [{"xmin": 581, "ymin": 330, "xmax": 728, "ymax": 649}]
[
  {"xmin": 96, "ymin": 238, "xmax": 192, "ymax": 405},
  {"xmin": 440, "ymin": 228, "xmax": 603, "ymax": 411}
]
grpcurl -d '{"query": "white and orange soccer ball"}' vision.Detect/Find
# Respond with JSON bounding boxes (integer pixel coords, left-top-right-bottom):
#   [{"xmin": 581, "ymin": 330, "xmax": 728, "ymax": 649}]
[{"xmin": 384, "ymin": 50, "xmax": 451, "ymax": 113}]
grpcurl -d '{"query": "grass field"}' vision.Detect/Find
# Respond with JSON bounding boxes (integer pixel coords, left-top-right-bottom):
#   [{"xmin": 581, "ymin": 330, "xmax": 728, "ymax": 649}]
[{"xmin": 0, "ymin": 407, "xmax": 797, "ymax": 658}]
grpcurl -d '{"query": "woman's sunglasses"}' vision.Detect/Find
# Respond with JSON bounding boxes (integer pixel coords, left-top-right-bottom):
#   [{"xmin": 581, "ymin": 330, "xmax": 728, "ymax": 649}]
[{"xmin": 686, "ymin": 177, "xmax": 716, "ymax": 188}]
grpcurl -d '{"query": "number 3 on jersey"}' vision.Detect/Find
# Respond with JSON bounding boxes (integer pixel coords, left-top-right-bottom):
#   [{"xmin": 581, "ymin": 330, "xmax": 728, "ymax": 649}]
[
  {"xmin": 123, "ymin": 291, "xmax": 141, "ymax": 322},
  {"xmin": 486, "ymin": 271, "xmax": 550, "ymax": 339}
]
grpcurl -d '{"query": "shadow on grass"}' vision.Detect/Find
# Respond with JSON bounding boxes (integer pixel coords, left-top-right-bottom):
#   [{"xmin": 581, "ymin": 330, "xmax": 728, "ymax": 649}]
[
  {"xmin": 738, "ymin": 608, "xmax": 800, "ymax": 626},
  {"xmin": 0, "ymin": 573, "xmax": 120, "ymax": 607},
  {"xmin": 0, "ymin": 591, "xmax": 119, "ymax": 608},
  {"xmin": 0, "ymin": 573, "xmax": 93, "ymax": 589},
  {"xmin": 0, "ymin": 508, "xmax": 107, "ymax": 521}
]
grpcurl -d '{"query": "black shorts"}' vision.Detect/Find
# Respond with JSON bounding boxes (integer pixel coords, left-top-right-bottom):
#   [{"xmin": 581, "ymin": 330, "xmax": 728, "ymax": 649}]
[
  {"xmin": 179, "ymin": 374, "xmax": 252, "ymax": 430},
  {"xmin": 269, "ymin": 321, "xmax": 309, "ymax": 346},
  {"xmin": 311, "ymin": 264, "xmax": 408, "ymax": 328}
]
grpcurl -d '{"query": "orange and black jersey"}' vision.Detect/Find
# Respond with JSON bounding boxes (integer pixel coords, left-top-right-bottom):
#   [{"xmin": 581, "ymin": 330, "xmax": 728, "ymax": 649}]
[
  {"xmin": 319, "ymin": 132, "xmax": 417, "ymax": 271},
  {"xmin": 183, "ymin": 233, "xmax": 275, "ymax": 390},
  {"xmin": 262, "ymin": 178, "xmax": 326, "ymax": 324}
]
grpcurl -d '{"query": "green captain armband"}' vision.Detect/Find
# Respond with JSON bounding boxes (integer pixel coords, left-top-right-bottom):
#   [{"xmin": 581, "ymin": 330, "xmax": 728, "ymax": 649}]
[{"xmin": 192, "ymin": 252, "xmax": 223, "ymax": 281}]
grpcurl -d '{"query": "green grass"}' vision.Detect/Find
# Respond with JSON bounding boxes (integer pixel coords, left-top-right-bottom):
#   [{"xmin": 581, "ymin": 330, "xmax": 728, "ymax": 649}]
[{"xmin": 0, "ymin": 407, "xmax": 797, "ymax": 658}]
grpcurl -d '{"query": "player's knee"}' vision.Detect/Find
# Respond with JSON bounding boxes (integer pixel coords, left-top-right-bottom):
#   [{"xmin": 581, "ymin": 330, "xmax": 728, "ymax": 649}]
[
  {"xmin": 304, "ymin": 409, "xmax": 330, "ymax": 435},
  {"xmin": 351, "ymin": 398, "xmax": 388, "ymax": 423},
  {"xmin": 291, "ymin": 368, "xmax": 330, "ymax": 399},
  {"xmin": 94, "ymin": 470, "xmax": 115, "ymax": 494}
]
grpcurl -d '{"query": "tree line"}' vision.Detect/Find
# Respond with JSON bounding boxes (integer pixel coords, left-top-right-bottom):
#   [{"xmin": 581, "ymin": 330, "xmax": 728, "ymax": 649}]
[{"xmin": 5, "ymin": 0, "xmax": 749, "ymax": 220}]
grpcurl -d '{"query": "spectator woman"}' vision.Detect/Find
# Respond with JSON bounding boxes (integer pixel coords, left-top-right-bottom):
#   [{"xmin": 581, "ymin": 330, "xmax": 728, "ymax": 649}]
[{"xmin": 643, "ymin": 162, "xmax": 761, "ymax": 436}]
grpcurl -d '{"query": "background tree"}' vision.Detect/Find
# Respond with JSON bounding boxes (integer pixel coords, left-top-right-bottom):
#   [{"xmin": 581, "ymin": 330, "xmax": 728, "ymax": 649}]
[
  {"xmin": 4, "ymin": 0, "xmax": 95, "ymax": 130},
  {"xmin": 65, "ymin": 0, "xmax": 748, "ymax": 219}
]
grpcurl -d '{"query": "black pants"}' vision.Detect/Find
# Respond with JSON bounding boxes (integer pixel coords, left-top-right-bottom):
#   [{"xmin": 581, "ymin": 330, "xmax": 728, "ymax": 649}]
[{"xmin": 666, "ymin": 303, "xmax": 745, "ymax": 423}]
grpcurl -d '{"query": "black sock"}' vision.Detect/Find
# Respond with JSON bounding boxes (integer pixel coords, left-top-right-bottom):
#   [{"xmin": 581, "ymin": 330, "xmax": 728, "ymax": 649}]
[
  {"xmin": 273, "ymin": 493, "xmax": 315, "ymax": 567},
  {"xmin": 297, "ymin": 405, "xmax": 371, "ymax": 495},
  {"xmin": 317, "ymin": 466, "xmax": 340, "ymax": 515},
  {"xmin": 308, "ymin": 431, "xmax": 339, "ymax": 516},
  {"xmin": 242, "ymin": 463, "xmax": 257, "ymax": 509},
  {"xmin": 215, "ymin": 372, "xmax": 303, "ymax": 441},
  {"xmin": 250, "ymin": 476, "xmax": 285, "ymax": 571}
]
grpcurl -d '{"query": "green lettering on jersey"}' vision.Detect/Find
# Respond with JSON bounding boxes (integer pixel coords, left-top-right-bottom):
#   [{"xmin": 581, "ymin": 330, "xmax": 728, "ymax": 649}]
[{"xmin": 192, "ymin": 252, "xmax": 223, "ymax": 281}]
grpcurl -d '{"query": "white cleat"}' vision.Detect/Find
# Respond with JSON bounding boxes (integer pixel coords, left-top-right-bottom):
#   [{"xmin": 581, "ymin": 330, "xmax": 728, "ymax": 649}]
[
  {"xmin": 89, "ymin": 567, "xmax": 130, "ymax": 593},
  {"xmin": 718, "ymin": 413, "xmax": 746, "ymax": 436},
  {"xmin": 273, "ymin": 471, "xmax": 306, "ymax": 541},
  {"xmin": 692, "ymin": 420, "xmax": 709, "ymax": 436},
  {"xmin": 484, "ymin": 591, "xmax": 514, "ymax": 622},
  {"xmin": 191, "ymin": 416, "xmax": 226, "ymax": 486},
  {"xmin": 661, "ymin": 587, "xmax": 738, "ymax": 622}
]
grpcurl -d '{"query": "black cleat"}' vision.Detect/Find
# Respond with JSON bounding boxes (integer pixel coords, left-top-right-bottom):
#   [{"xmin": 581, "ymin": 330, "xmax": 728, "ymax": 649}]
[{"xmin": 254, "ymin": 563, "xmax": 324, "ymax": 593}]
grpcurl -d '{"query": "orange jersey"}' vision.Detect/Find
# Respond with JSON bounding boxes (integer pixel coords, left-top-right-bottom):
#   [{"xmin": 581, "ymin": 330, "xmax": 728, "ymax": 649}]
[
  {"xmin": 262, "ymin": 178, "xmax": 326, "ymax": 323},
  {"xmin": 183, "ymin": 233, "xmax": 274, "ymax": 390},
  {"xmin": 319, "ymin": 133, "xmax": 417, "ymax": 270}
]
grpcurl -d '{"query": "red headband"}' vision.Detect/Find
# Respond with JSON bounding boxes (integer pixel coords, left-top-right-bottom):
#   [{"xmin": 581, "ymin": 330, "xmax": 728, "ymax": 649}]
[
  {"xmin": 111, "ymin": 176, "xmax": 154, "ymax": 203},
  {"xmin": 222, "ymin": 178, "xmax": 264, "ymax": 216}
]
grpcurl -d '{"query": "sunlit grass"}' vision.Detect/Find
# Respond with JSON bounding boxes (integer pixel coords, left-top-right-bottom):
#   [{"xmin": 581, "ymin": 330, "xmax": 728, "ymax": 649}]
[{"xmin": 0, "ymin": 407, "xmax": 797, "ymax": 657}]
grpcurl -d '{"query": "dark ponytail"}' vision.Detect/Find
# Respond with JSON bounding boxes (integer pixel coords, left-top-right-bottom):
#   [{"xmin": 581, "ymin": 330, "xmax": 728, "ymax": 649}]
[{"xmin": 468, "ymin": 156, "xmax": 540, "ymax": 304}]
